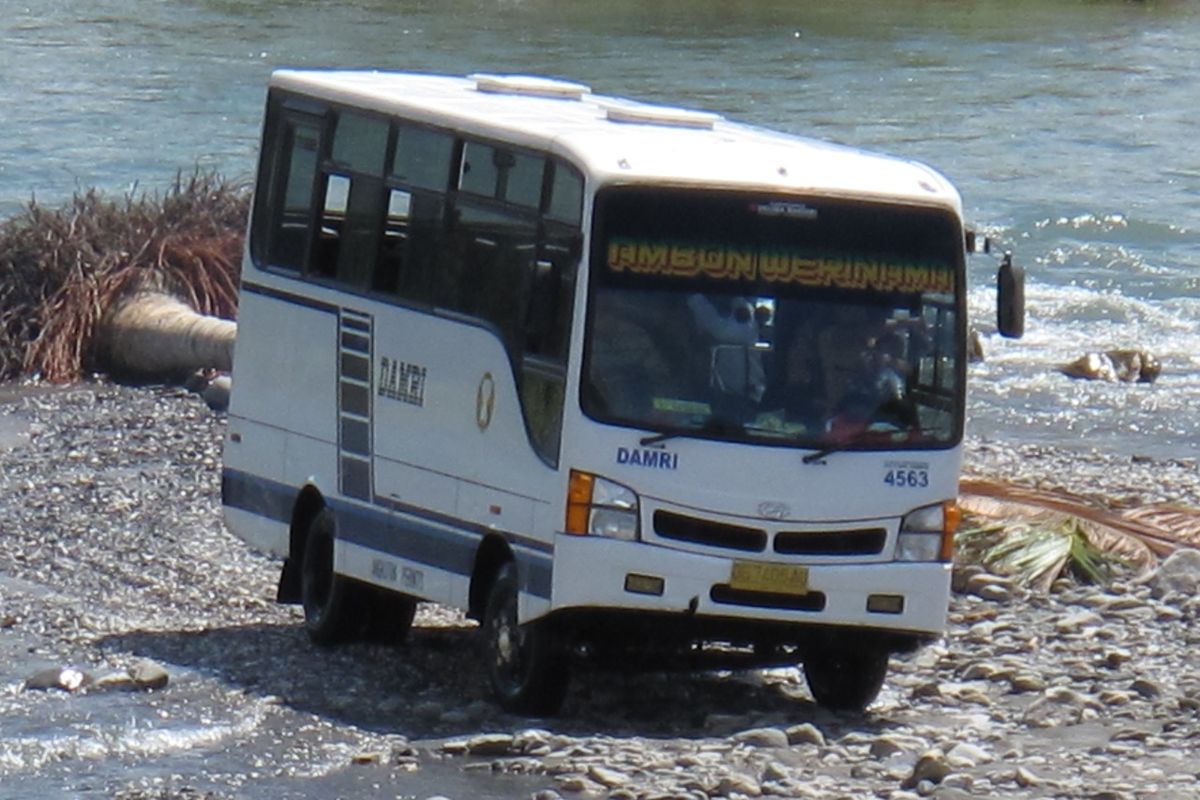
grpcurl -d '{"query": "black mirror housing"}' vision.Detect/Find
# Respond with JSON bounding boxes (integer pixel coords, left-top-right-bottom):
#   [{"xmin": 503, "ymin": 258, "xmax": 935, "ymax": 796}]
[{"xmin": 996, "ymin": 252, "xmax": 1025, "ymax": 339}]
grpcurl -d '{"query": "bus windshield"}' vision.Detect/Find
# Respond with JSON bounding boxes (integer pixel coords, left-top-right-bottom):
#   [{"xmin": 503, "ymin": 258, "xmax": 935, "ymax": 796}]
[{"xmin": 582, "ymin": 187, "xmax": 965, "ymax": 451}]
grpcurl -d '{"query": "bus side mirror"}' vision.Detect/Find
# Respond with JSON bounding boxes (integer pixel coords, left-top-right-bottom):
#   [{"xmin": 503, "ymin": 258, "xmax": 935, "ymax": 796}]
[
  {"xmin": 996, "ymin": 252, "xmax": 1025, "ymax": 339},
  {"xmin": 965, "ymin": 229, "xmax": 991, "ymax": 255}
]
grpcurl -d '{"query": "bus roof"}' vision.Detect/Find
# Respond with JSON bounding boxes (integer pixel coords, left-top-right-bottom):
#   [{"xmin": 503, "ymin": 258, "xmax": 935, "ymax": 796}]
[{"xmin": 270, "ymin": 69, "xmax": 962, "ymax": 212}]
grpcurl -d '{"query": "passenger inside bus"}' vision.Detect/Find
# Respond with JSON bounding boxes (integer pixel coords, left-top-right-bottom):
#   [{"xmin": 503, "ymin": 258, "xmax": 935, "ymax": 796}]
[
  {"xmin": 685, "ymin": 293, "xmax": 765, "ymax": 406},
  {"xmin": 757, "ymin": 315, "xmax": 824, "ymax": 432}
]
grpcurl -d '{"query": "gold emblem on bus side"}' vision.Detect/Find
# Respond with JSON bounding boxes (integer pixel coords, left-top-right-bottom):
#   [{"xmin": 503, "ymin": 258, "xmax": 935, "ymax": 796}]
[{"xmin": 476, "ymin": 372, "xmax": 496, "ymax": 430}]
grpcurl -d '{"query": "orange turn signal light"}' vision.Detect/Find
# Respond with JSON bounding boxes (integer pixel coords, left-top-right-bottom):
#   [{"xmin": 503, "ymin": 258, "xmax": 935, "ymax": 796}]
[{"xmin": 565, "ymin": 470, "xmax": 595, "ymax": 535}]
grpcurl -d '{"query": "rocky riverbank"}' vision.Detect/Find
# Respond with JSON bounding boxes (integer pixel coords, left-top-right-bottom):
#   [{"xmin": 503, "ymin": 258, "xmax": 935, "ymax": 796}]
[{"xmin": 1, "ymin": 384, "xmax": 1198, "ymax": 799}]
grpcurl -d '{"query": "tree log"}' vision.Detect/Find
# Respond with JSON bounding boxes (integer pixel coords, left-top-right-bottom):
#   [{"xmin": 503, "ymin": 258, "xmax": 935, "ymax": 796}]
[{"xmin": 98, "ymin": 292, "xmax": 235, "ymax": 378}]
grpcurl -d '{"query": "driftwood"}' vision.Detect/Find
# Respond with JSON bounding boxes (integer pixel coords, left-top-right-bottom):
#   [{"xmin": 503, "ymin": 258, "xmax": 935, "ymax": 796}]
[{"xmin": 98, "ymin": 292, "xmax": 236, "ymax": 378}]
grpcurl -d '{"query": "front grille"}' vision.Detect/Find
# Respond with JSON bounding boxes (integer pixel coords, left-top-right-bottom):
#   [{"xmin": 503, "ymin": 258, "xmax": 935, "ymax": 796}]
[
  {"xmin": 654, "ymin": 511, "xmax": 766, "ymax": 552},
  {"xmin": 774, "ymin": 528, "xmax": 886, "ymax": 556},
  {"xmin": 710, "ymin": 585, "xmax": 827, "ymax": 611}
]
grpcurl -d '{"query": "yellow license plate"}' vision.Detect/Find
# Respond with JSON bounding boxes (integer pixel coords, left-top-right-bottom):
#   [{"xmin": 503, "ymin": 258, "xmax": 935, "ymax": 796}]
[{"xmin": 729, "ymin": 561, "xmax": 809, "ymax": 595}]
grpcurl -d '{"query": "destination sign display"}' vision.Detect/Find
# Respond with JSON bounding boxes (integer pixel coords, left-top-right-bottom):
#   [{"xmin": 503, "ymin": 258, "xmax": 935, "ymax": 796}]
[{"xmin": 605, "ymin": 237, "xmax": 954, "ymax": 294}]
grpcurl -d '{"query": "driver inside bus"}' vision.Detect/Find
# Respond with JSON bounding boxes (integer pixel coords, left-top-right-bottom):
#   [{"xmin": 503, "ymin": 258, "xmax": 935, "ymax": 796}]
[{"xmin": 820, "ymin": 309, "xmax": 917, "ymax": 437}]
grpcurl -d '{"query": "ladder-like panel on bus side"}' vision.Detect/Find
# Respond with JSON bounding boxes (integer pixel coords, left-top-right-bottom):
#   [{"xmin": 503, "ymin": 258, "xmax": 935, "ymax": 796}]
[{"xmin": 338, "ymin": 309, "xmax": 373, "ymax": 501}]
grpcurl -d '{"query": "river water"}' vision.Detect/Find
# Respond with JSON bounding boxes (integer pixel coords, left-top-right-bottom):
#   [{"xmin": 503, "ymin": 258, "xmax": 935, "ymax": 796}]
[{"xmin": 3, "ymin": 0, "xmax": 1199, "ymax": 459}]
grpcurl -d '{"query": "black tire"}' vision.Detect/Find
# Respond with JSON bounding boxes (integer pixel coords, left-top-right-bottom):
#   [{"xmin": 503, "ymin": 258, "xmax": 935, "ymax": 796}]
[
  {"xmin": 300, "ymin": 509, "xmax": 362, "ymax": 646},
  {"xmin": 363, "ymin": 588, "xmax": 418, "ymax": 645},
  {"xmin": 481, "ymin": 563, "xmax": 568, "ymax": 715},
  {"xmin": 803, "ymin": 646, "xmax": 889, "ymax": 711}
]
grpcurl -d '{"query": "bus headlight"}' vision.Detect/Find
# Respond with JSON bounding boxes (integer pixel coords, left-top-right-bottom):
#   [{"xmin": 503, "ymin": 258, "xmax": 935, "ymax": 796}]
[
  {"xmin": 566, "ymin": 470, "xmax": 640, "ymax": 541},
  {"xmin": 896, "ymin": 501, "xmax": 960, "ymax": 562}
]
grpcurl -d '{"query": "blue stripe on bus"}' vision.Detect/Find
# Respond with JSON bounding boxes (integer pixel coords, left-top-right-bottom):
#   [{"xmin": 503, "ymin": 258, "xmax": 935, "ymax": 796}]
[
  {"xmin": 221, "ymin": 467, "xmax": 553, "ymax": 599},
  {"xmin": 241, "ymin": 280, "xmax": 341, "ymax": 313}
]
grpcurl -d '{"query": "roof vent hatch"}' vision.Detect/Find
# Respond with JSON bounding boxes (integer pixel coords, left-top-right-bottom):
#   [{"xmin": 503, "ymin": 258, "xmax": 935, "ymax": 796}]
[
  {"xmin": 470, "ymin": 73, "xmax": 591, "ymax": 100},
  {"xmin": 601, "ymin": 101, "xmax": 722, "ymax": 130}
]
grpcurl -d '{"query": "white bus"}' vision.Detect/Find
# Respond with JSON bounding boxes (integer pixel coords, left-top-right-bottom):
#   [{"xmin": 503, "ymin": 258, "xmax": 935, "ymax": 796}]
[{"xmin": 223, "ymin": 70, "xmax": 1023, "ymax": 714}]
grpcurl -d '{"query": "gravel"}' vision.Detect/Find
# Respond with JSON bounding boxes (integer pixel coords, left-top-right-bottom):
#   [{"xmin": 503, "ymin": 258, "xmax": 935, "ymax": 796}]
[{"xmin": 2, "ymin": 383, "xmax": 1199, "ymax": 799}]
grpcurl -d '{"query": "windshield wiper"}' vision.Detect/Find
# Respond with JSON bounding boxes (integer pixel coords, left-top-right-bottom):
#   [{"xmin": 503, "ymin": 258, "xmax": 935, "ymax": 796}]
[
  {"xmin": 639, "ymin": 417, "xmax": 745, "ymax": 447},
  {"xmin": 801, "ymin": 440, "xmax": 853, "ymax": 464},
  {"xmin": 801, "ymin": 405, "xmax": 909, "ymax": 464}
]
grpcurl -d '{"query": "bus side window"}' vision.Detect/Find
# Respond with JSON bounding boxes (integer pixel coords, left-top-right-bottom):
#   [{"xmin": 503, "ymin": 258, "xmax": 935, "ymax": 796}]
[
  {"xmin": 316, "ymin": 174, "xmax": 349, "ymax": 279},
  {"xmin": 379, "ymin": 125, "xmax": 455, "ymax": 301},
  {"xmin": 546, "ymin": 161, "xmax": 583, "ymax": 225},
  {"xmin": 460, "ymin": 142, "xmax": 544, "ymax": 208},
  {"xmin": 520, "ymin": 362, "xmax": 566, "ymax": 463},
  {"xmin": 256, "ymin": 115, "xmax": 322, "ymax": 272},
  {"xmin": 526, "ymin": 161, "xmax": 583, "ymax": 359},
  {"xmin": 374, "ymin": 188, "xmax": 410, "ymax": 294},
  {"xmin": 314, "ymin": 111, "xmax": 388, "ymax": 286},
  {"xmin": 450, "ymin": 201, "xmax": 537, "ymax": 353},
  {"xmin": 393, "ymin": 125, "xmax": 455, "ymax": 191},
  {"xmin": 525, "ymin": 235, "xmax": 576, "ymax": 360},
  {"xmin": 518, "ymin": 159, "xmax": 583, "ymax": 465}
]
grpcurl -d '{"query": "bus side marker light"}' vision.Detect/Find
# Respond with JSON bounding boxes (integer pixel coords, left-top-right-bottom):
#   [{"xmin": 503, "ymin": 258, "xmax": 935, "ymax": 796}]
[
  {"xmin": 625, "ymin": 573, "xmax": 665, "ymax": 596},
  {"xmin": 867, "ymin": 594, "xmax": 905, "ymax": 614}
]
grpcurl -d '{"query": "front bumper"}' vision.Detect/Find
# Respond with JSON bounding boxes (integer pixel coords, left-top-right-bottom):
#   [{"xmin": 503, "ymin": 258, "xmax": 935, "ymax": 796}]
[{"xmin": 549, "ymin": 534, "xmax": 951, "ymax": 638}]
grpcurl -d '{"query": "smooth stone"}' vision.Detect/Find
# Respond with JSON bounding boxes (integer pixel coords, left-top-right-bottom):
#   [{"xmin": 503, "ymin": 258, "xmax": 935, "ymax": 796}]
[
  {"xmin": 945, "ymin": 742, "xmax": 992, "ymax": 768},
  {"xmin": 732, "ymin": 727, "xmax": 789, "ymax": 748},
  {"xmin": 784, "ymin": 722, "xmax": 826, "ymax": 747},
  {"xmin": 586, "ymin": 765, "xmax": 630, "ymax": 789},
  {"xmin": 717, "ymin": 774, "xmax": 763, "ymax": 797},
  {"xmin": 129, "ymin": 659, "xmax": 169, "ymax": 690},
  {"xmin": 901, "ymin": 749, "xmax": 950, "ymax": 789},
  {"xmin": 23, "ymin": 666, "xmax": 93, "ymax": 692},
  {"xmin": 465, "ymin": 733, "xmax": 515, "ymax": 756}
]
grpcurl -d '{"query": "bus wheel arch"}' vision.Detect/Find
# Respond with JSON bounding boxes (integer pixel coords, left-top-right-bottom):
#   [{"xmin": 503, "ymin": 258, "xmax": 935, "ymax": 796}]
[
  {"xmin": 469, "ymin": 534, "xmax": 515, "ymax": 622},
  {"xmin": 277, "ymin": 485, "xmax": 327, "ymax": 604}
]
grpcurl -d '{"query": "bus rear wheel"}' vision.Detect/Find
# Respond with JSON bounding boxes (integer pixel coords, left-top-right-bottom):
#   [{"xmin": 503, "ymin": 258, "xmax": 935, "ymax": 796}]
[
  {"xmin": 803, "ymin": 646, "xmax": 889, "ymax": 711},
  {"xmin": 364, "ymin": 588, "xmax": 417, "ymax": 644},
  {"xmin": 481, "ymin": 563, "xmax": 568, "ymax": 715},
  {"xmin": 301, "ymin": 509, "xmax": 362, "ymax": 646}
]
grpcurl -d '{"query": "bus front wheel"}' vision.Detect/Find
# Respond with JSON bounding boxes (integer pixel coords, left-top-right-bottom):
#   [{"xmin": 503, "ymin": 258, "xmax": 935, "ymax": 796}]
[
  {"xmin": 803, "ymin": 646, "xmax": 889, "ymax": 711},
  {"xmin": 481, "ymin": 563, "xmax": 568, "ymax": 715},
  {"xmin": 301, "ymin": 509, "xmax": 361, "ymax": 646}
]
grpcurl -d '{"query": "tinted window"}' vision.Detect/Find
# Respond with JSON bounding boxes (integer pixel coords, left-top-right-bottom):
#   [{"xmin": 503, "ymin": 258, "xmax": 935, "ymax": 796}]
[
  {"xmin": 393, "ymin": 126, "xmax": 454, "ymax": 190},
  {"xmin": 258, "ymin": 117, "xmax": 322, "ymax": 272},
  {"xmin": 332, "ymin": 112, "xmax": 389, "ymax": 175},
  {"xmin": 460, "ymin": 142, "xmax": 544, "ymax": 208},
  {"xmin": 547, "ymin": 163, "xmax": 583, "ymax": 224}
]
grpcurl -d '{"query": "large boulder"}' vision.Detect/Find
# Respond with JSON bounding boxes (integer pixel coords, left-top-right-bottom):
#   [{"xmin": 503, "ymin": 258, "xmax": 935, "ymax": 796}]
[{"xmin": 1060, "ymin": 349, "xmax": 1161, "ymax": 383}]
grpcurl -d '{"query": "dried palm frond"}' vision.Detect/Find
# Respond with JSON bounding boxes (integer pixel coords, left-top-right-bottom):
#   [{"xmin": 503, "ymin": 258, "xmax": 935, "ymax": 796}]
[
  {"xmin": 957, "ymin": 513, "xmax": 1126, "ymax": 591},
  {"xmin": 957, "ymin": 477, "xmax": 1200, "ymax": 589}
]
